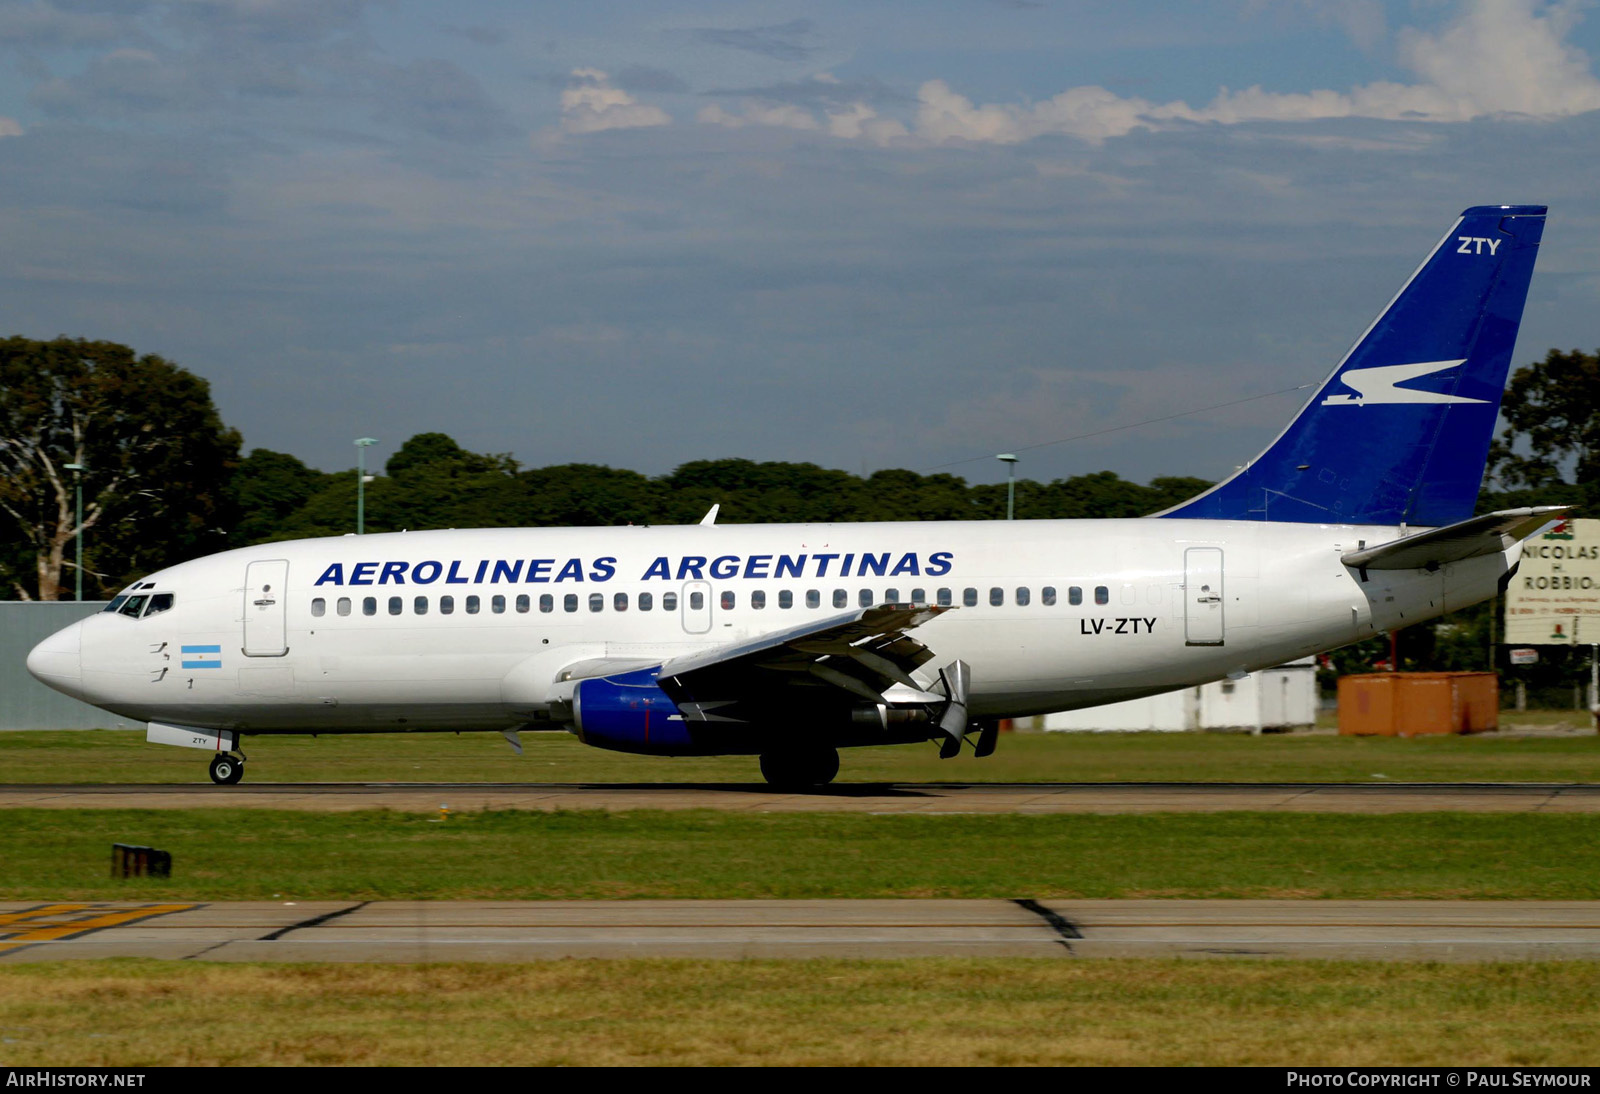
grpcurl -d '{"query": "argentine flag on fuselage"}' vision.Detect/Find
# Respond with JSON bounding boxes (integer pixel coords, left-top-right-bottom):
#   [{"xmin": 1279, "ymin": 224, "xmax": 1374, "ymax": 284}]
[{"xmin": 180, "ymin": 645, "xmax": 222, "ymax": 670}]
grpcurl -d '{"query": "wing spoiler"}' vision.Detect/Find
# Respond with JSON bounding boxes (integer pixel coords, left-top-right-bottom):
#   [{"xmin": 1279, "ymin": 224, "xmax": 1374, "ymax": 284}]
[{"xmin": 1340, "ymin": 506, "xmax": 1573, "ymax": 571}]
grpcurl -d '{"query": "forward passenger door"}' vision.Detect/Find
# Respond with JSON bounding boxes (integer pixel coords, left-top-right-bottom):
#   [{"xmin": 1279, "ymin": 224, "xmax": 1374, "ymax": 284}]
[{"xmin": 243, "ymin": 559, "xmax": 289, "ymax": 656}]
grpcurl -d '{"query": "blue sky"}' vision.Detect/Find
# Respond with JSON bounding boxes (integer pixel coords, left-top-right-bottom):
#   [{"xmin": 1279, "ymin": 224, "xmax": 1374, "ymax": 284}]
[{"xmin": 3, "ymin": 0, "xmax": 1598, "ymax": 489}]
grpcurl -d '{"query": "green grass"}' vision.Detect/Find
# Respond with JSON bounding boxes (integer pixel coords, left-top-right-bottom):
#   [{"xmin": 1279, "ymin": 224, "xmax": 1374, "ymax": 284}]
[
  {"xmin": 5, "ymin": 808, "xmax": 1599, "ymax": 901},
  {"xmin": 5, "ymin": 724, "xmax": 1600, "ymax": 785},
  {"xmin": 2, "ymin": 959, "xmax": 1598, "ymax": 1065}
]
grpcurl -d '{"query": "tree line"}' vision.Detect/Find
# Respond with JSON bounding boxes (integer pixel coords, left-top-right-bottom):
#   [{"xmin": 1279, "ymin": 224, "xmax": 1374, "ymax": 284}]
[
  {"xmin": 2, "ymin": 336, "xmax": 1213, "ymax": 600},
  {"xmin": 4, "ymin": 333, "xmax": 1596, "ymax": 635}
]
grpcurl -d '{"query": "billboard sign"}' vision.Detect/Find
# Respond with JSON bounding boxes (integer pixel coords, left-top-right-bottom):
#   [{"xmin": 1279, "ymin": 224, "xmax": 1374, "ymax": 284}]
[{"xmin": 1504, "ymin": 517, "xmax": 1600, "ymax": 645}]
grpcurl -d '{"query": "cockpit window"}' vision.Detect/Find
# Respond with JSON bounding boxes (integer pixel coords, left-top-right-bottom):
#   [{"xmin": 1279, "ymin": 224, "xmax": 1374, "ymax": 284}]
[
  {"xmin": 103, "ymin": 596, "xmax": 128, "ymax": 614},
  {"xmin": 117, "ymin": 595, "xmax": 148, "ymax": 618},
  {"xmin": 145, "ymin": 593, "xmax": 175, "ymax": 617}
]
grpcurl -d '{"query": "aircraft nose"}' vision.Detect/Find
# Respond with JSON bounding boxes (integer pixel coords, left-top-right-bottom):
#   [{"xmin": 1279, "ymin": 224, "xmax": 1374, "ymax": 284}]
[{"xmin": 27, "ymin": 619, "xmax": 85, "ymax": 698}]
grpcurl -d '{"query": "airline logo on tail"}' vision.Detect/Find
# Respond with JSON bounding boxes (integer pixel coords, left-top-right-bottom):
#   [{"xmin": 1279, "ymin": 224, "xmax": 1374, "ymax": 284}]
[{"xmin": 1320, "ymin": 360, "xmax": 1487, "ymax": 406}]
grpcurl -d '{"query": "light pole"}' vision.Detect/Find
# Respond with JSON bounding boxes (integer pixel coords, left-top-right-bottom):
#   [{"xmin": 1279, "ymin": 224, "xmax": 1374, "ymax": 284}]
[
  {"xmin": 63, "ymin": 462, "xmax": 84, "ymax": 600},
  {"xmin": 354, "ymin": 438, "xmax": 378, "ymax": 535},
  {"xmin": 997, "ymin": 454, "xmax": 1018, "ymax": 520}
]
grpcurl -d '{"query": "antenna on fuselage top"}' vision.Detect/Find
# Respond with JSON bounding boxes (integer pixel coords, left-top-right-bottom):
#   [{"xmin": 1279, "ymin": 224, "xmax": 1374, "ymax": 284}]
[{"xmin": 699, "ymin": 504, "xmax": 719, "ymax": 526}]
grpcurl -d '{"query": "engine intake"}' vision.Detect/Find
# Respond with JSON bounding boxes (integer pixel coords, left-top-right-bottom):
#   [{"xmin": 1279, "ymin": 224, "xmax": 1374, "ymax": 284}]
[{"xmin": 571, "ymin": 668, "xmax": 697, "ymax": 755}]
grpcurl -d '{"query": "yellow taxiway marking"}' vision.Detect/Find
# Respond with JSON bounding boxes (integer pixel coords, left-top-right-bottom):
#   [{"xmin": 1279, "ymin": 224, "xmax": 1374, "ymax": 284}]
[
  {"xmin": 0, "ymin": 904, "xmax": 92, "ymax": 928},
  {"xmin": 0, "ymin": 903, "xmax": 197, "ymax": 956}
]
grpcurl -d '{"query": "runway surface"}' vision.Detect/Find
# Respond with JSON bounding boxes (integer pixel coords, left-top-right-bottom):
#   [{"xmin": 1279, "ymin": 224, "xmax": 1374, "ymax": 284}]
[
  {"xmin": 3, "ymin": 781, "xmax": 1599, "ymax": 813},
  {"xmin": 5, "ymin": 899, "xmax": 1600, "ymax": 962}
]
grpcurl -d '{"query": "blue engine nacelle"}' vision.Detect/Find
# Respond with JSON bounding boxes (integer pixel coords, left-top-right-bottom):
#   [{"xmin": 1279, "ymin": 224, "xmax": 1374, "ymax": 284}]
[{"xmin": 571, "ymin": 667, "xmax": 698, "ymax": 755}]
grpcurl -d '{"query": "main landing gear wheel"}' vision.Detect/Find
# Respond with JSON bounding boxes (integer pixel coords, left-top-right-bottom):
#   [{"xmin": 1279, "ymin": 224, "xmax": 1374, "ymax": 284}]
[
  {"xmin": 759, "ymin": 746, "xmax": 840, "ymax": 790},
  {"xmin": 208, "ymin": 754, "xmax": 244, "ymax": 786}
]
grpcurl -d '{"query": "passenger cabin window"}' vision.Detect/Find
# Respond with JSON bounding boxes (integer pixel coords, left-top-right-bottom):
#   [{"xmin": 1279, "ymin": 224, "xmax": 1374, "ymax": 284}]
[
  {"xmin": 414, "ymin": 596, "xmax": 429, "ymax": 615},
  {"xmin": 721, "ymin": 591, "xmax": 736, "ymax": 610},
  {"xmin": 588, "ymin": 593, "xmax": 603, "ymax": 613},
  {"xmin": 311, "ymin": 598, "xmax": 326, "ymax": 618},
  {"xmin": 614, "ymin": 593, "xmax": 628, "ymax": 612},
  {"xmin": 438, "ymin": 596, "xmax": 452, "ymax": 615},
  {"xmin": 779, "ymin": 590, "xmax": 793, "ymax": 609},
  {"xmin": 885, "ymin": 588, "xmax": 899, "ymax": 603},
  {"xmin": 466, "ymin": 595, "xmax": 480, "ymax": 614},
  {"xmin": 833, "ymin": 589, "xmax": 847, "ymax": 608},
  {"xmin": 337, "ymin": 597, "xmax": 352, "ymax": 616},
  {"xmin": 937, "ymin": 588, "xmax": 952, "ymax": 607},
  {"xmin": 639, "ymin": 592, "xmax": 653, "ymax": 611},
  {"xmin": 1069, "ymin": 586, "xmax": 1082, "ymax": 606},
  {"xmin": 911, "ymin": 588, "xmax": 926, "ymax": 606},
  {"xmin": 989, "ymin": 587, "xmax": 1003, "ymax": 607},
  {"xmin": 858, "ymin": 589, "xmax": 873, "ymax": 608},
  {"xmin": 1015, "ymin": 587, "xmax": 1030, "ymax": 606},
  {"xmin": 663, "ymin": 592, "xmax": 679, "ymax": 611},
  {"xmin": 145, "ymin": 593, "xmax": 174, "ymax": 616},
  {"xmin": 564, "ymin": 594, "xmax": 578, "ymax": 613},
  {"xmin": 1042, "ymin": 586, "xmax": 1056, "ymax": 606},
  {"xmin": 492, "ymin": 595, "xmax": 506, "ymax": 614},
  {"xmin": 1095, "ymin": 585, "xmax": 1109, "ymax": 605},
  {"xmin": 806, "ymin": 590, "xmax": 820, "ymax": 609},
  {"xmin": 963, "ymin": 588, "xmax": 978, "ymax": 607},
  {"xmin": 751, "ymin": 590, "xmax": 766, "ymax": 609},
  {"xmin": 688, "ymin": 591, "xmax": 703, "ymax": 611},
  {"xmin": 363, "ymin": 597, "xmax": 377, "ymax": 616},
  {"xmin": 517, "ymin": 594, "xmax": 531, "ymax": 613},
  {"xmin": 388, "ymin": 597, "xmax": 402, "ymax": 616},
  {"xmin": 539, "ymin": 594, "xmax": 553, "ymax": 613}
]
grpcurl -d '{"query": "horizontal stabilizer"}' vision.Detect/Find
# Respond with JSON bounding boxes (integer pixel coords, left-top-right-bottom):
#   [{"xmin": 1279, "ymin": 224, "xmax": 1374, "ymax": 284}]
[{"xmin": 1341, "ymin": 506, "xmax": 1572, "ymax": 571}]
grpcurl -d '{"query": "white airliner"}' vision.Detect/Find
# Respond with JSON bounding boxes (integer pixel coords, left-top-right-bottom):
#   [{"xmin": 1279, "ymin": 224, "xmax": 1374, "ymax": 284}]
[{"xmin": 27, "ymin": 205, "xmax": 1562, "ymax": 787}]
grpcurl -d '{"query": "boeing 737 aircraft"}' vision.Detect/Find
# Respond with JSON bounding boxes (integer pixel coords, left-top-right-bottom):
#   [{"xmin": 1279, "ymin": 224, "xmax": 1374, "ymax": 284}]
[{"xmin": 27, "ymin": 205, "xmax": 1563, "ymax": 787}]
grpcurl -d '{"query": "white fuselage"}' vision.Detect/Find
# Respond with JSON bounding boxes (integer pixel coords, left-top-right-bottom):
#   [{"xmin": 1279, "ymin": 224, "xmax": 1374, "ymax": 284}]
[{"xmin": 28, "ymin": 517, "xmax": 1516, "ymax": 745}]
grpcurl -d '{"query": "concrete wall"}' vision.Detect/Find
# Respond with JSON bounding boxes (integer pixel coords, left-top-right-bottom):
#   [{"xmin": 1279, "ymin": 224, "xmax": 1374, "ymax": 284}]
[
  {"xmin": 0, "ymin": 602, "xmax": 135, "ymax": 730},
  {"xmin": 1032, "ymin": 659, "xmax": 1318, "ymax": 733}
]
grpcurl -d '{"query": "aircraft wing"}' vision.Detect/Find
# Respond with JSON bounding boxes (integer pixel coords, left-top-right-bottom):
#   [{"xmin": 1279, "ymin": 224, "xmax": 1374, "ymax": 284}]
[
  {"xmin": 1341, "ymin": 506, "xmax": 1573, "ymax": 571},
  {"xmin": 654, "ymin": 603, "xmax": 967, "ymax": 739}
]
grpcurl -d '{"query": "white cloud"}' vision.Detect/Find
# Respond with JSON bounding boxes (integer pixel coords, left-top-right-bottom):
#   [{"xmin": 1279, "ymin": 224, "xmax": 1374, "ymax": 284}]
[
  {"xmin": 916, "ymin": 79, "xmax": 1160, "ymax": 144},
  {"xmin": 559, "ymin": 68, "xmax": 671, "ymax": 135},
  {"xmin": 702, "ymin": 0, "xmax": 1600, "ymax": 146},
  {"xmin": 701, "ymin": 98, "xmax": 909, "ymax": 144},
  {"xmin": 699, "ymin": 101, "xmax": 818, "ymax": 131},
  {"xmin": 1400, "ymin": 0, "xmax": 1600, "ymax": 117},
  {"xmin": 823, "ymin": 102, "xmax": 907, "ymax": 142},
  {"xmin": 699, "ymin": 75, "xmax": 911, "ymax": 146},
  {"xmin": 922, "ymin": 0, "xmax": 1600, "ymax": 144}
]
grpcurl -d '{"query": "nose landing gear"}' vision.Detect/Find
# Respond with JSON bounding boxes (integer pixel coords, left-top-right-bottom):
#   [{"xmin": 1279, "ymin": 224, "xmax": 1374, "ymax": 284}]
[{"xmin": 208, "ymin": 753, "xmax": 245, "ymax": 785}]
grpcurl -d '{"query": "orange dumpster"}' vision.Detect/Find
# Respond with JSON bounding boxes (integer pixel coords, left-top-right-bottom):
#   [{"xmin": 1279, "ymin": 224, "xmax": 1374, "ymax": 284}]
[{"xmin": 1337, "ymin": 672, "xmax": 1498, "ymax": 736}]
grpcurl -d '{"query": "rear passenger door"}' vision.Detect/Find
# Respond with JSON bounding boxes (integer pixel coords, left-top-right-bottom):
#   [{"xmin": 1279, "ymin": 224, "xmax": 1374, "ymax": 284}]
[{"xmin": 1183, "ymin": 548, "xmax": 1224, "ymax": 646}]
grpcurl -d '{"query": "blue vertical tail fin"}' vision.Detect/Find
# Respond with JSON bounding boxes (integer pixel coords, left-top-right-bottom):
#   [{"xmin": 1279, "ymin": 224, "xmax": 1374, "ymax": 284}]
[{"xmin": 1159, "ymin": 205, "xmax": 1546, "ymax": 526}]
